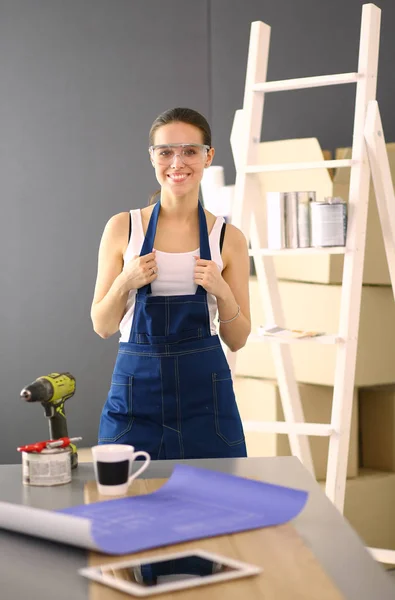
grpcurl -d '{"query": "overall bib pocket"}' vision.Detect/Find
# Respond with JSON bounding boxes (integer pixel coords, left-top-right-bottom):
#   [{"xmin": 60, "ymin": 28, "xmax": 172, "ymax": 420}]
[
  {"xmin": 212, "ymin": 372, "xmax": 245, "ymax": 446},
  {"xmin": 99, "ymin": 374, "xmax": 134, "ymax": 443}
]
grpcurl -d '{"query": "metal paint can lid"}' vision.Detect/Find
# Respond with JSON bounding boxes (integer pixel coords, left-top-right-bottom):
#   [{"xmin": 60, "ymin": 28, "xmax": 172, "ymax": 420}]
[{"xmin": 39, "ymin": 447, "xmax": 70, "ymax": 455}]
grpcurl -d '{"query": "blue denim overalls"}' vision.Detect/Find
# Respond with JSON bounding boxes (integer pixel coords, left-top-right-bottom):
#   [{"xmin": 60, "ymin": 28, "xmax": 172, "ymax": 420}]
[{"xmin": 98, "ymin": 201, "xmax": 247, "ymax": 460}]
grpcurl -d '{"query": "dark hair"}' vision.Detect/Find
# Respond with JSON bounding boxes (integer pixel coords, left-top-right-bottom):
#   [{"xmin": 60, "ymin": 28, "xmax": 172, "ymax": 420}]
[{"xmin": 148, "ymin": 107, "xmax": 212, "ymax": 204}]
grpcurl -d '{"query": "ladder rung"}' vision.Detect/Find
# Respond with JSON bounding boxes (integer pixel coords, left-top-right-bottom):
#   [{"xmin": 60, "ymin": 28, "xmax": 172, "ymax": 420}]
[
  {"xmin": 253, "ymin": 72, "xmax": 360, "ymax": 93},
  {"xmin": 249, "ymin": 332, "xmax": 343, "ymax": 345},
  {"xmin": 249, "ymin": 247, "xmax": 346, "ymax": 256},
  {"xmin": 245, "ymin": 159, "xmax": 354, "ymax": 174},
  {"xmin": 367, "ymin": 547, "xmax": 395, "ymax": 565},
  {"xmin": 243, "ymin": 420, "xmax": 334, "ymax": 436}
]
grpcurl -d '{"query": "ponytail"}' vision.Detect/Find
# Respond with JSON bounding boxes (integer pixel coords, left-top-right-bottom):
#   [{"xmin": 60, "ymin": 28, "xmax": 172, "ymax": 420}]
[{"xmin": 148, "ymin": 189, "xmax": 160, "ymax": 205}]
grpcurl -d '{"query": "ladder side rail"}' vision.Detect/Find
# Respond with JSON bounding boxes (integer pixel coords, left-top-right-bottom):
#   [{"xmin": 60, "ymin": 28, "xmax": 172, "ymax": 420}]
[
  {"xmin": 233, "ymin": 21, "xmax": 314, "ymax": 474},
  {"xmin": 326, "ymin": 3, "xmax": 381, "ymax": 511},
  {"xmin": 232, "ymin": 21, "xmax": 270, "ymax": 233},
  {"xmin": 225, "ymin": 109, "xmax": 249, "ymax": 377},
  {"xmin": 249, "ymin": 211, "xmax": 315, "ymax": 475},
  {"xmin": 227, "ymin": 22, "xmax": 270, "ymax": 417},
  {"xmin": 227, "ymin": 24, "xmax": 268, "ymax": 380},
  {"xmin": 362, "ymin": 101, "xmax": 395, "ymax": 565},
  {"xmin": 364, "ymin": 100, "xmax": 395, "ymax": 298}
]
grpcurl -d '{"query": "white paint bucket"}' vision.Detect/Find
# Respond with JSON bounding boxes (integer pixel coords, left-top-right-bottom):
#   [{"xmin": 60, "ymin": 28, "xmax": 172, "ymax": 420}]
[{"xmin": 22, "ymin": 447, "xmax": 72, "ymax": 486}]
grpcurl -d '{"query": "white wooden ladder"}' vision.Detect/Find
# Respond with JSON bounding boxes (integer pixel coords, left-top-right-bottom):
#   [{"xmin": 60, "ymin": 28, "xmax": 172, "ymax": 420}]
[{"xmin": 230, "ymin": 3, "xmax": 395, "ymax": 564}]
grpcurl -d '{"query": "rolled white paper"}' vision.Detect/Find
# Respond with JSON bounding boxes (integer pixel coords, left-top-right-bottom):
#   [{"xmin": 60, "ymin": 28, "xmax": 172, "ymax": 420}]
[
  {"xmin": 218, "ymin": 185, "xmax": 234, "ymax": 219},
  {"xmin": 201, "ymin": 166, "xmax": 225, "ymax": 214}
]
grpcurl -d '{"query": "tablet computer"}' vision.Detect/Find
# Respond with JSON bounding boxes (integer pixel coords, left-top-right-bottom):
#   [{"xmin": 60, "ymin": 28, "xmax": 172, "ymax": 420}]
[{"xmin": 79, "ymin": 548, "xmax": 262, "ymax": 597}]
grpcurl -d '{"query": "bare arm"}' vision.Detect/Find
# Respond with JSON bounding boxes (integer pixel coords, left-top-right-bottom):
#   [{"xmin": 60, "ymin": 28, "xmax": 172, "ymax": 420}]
[
  {"xmin": 90, "ymin": 213, "xmax": 131, "ymax": 339},
  {"xmin": 216, "ymin": 225, "xmax": 251, "ymax": 352},
  {"xmin": 193, "ymin": 224, "xmax": 251, "ymax": 352},
  {"xmin": 91, "ymin": 212, "xmax": 159, "ymax": 339}
]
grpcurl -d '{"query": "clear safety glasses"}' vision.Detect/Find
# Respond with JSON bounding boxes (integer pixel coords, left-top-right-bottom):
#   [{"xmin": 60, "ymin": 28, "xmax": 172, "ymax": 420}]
[{"xmin": 149, "ymin": 143, "xmax": 210, "ymax": 166}]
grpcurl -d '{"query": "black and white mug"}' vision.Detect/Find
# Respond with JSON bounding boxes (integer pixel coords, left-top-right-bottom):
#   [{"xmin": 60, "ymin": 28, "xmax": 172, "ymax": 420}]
[{"xmin": 92, "ymin": 444, "xmax": 151, "ymax": 496}]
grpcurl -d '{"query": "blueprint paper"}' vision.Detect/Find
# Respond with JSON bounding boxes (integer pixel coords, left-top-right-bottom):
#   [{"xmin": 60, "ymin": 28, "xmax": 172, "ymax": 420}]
[
  {"xmin": 59, "ymin": 464, "xmax": 308, "ymax": 555},
  {"xmin": 0, "ymin": 501, "xmax": 98, "ymax": 551}
]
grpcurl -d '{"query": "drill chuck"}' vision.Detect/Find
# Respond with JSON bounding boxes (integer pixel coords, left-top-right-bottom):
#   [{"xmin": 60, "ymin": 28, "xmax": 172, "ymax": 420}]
[
  {"xmin": 20, "ymin": 373, "xmax": 76, "ymax": 406},
  {"xmin": 20, "ymin": 379, "xmax": 54, "ymax": 404}
]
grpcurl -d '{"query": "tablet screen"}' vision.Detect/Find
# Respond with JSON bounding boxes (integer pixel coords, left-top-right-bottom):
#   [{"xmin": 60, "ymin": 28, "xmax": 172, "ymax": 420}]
[
  {"xmin": 101, "ymin": 554, "xmax": 234, "ymax": 586},
  {"xmin": 80, "ymin": 549, "xmax": 261, "ymax": 597}
]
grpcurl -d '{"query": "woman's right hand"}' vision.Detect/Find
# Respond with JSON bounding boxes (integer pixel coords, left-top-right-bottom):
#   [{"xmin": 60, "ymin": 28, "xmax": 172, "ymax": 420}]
[{"xmin": 120, "ymin": 251, "xmax": 158, "ymax": 291}]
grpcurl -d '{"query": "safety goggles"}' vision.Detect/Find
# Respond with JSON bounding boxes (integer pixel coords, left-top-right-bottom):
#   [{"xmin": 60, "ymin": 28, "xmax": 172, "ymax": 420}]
[{"xmin": 149, "ymin": 143, "xmax": 210, "ymax": 165}]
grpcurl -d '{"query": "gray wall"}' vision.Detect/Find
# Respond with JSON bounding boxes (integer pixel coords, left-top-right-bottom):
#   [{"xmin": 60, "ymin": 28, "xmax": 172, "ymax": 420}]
[
  {"xmin": 0, "ymin": 0, "xmax": 210, "ymax": 462},
  {"xmin": 1, "ymin": 0, "xmax": 393, "ymax": 463},
  {"xmin": 210, "ymin": 0, "xmax": 395, "ymax": 184}
]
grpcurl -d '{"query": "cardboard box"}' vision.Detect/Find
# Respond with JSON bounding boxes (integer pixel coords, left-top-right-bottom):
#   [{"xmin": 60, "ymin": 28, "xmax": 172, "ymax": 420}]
[
  {"xmin": 360, "ymin": 386, "xmax": 395, "ymax": 472},
  {"xmin": 255, "ymin": 138, "xmax": 392, "ymax": 285},
  {"xmin": 320, "ymin": 470, "xmax": 395, "ymax": 552},
  {"xmin": 235, "ymin": 278, "xmax": 395, "ymax": 386},
  {"xmin": 234, "ymin": 376, "xmax": 358, "ymax": 480}
]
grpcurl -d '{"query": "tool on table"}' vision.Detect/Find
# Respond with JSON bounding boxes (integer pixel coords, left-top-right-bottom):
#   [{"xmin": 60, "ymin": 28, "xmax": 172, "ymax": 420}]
[
  {"xmin": 17, "ymin": 436, "xmax": 82, "ymax": 453},
  {"xmin": 20, "ymin": 372, "xmax": 79, "ymax": 468},
  {"xmin": 17, "ymin": 435, "xmax": 82, "ymax": 487}
]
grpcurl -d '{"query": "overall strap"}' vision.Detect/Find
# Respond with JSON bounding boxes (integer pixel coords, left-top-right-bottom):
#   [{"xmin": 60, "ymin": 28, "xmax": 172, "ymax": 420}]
[
  {"xmin": 197, "ymin": 200, "xmax": 211, "ymax": 260},
  {"xmin": 140, "ymin": 200, "xmax": 160, "ymax": 257},
  {"xmin": 128, "ymin": 212, "xmax": 132, "ymax": 242},
  {"xmin": 138, "ymin": 201, "xmax": 160, "ymax": 297},
  {"xmin": 138, "ymin": 200, "xmax": 211, "ymax": 297},
  {"xmin": 219, "ymin": 222, "xmax": 226, "ymax": 253},
  {"xmin": 195, "ymin": 200, "xmax": 211, "ymax": 296}
]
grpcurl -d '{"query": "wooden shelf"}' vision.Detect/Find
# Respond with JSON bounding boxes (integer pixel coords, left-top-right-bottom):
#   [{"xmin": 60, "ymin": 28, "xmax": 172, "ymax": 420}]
[
  {"xmin": 249, "ymin": 332, "xmax": 344, "ymax": 345},
  {"xmin": 249, "ymin": 247, "xmax": 346, "ymax": 256},
  {"xmin": 245, "ymin": 159, "xmax": 354, "ymax": 173},
  {"xmin": 242, "ymin": 420, "xmax": 334, "ymax": 436}
]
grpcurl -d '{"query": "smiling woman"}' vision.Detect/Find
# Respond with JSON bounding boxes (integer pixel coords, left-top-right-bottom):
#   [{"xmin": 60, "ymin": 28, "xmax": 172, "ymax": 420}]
[
  {"xmin": 90, "ymin": 107, "xmax": 251, "ymax": 461},
  {"xmin": 148, "ymin": 142, "xmax": 211, "ymax": 202},
  {"xmin": 147, "ymin": 108, "xmax": 213, "ymax": 205}
]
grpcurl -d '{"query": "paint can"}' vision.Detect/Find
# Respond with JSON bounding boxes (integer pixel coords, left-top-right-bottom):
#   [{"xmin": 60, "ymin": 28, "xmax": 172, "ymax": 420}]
[
  {"xmin": 22, "ymin": 447, "xmax": 72, "ymax": 486},
  {"xmin": 310, "ymin": 198, "xmax": 347, "ymax": 247}
]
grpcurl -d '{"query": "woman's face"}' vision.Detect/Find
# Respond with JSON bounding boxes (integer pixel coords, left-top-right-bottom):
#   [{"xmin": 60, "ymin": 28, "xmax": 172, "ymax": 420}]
[{"xmin": 150, "ymin": 121, "xmax": 214, "ymax": 197}]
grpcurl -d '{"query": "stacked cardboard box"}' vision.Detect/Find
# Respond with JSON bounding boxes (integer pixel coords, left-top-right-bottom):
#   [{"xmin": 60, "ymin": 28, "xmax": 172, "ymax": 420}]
[
  {"xmin": 358, "ymin": 385, "xmax": 395, "ymax": 552},
  {"xmin": 325, "ymin": 470, "xmax": 395, "ymax": 552},
  {"xmin": 234, "ymin": 376, "xmax": 358, "ymax": 480},
  {"xmin": 360, "ymin": 386, "xmax": 395, "ymax": 472},
  {"xmin": 235, "ymin": 278, "xmax": 395, "ymax": 386}
]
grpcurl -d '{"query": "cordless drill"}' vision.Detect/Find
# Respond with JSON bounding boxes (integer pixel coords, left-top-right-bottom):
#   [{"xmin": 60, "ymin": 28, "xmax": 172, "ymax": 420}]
[{"xmin": 20, "ymin": 372, "xmax": 78, "ymax": 468}]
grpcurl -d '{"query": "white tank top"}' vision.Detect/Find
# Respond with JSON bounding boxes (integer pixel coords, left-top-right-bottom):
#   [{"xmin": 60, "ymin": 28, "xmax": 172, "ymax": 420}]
[{"xmin": 119, "ymin": 209, "xmax": 225, "ymax": 342}]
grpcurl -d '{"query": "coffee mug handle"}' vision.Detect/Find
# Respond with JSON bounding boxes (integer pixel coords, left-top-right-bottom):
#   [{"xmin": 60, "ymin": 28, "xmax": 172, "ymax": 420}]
[{"xmin": 128, "ymin": 451, "xmax": 151, "ymax": 485}]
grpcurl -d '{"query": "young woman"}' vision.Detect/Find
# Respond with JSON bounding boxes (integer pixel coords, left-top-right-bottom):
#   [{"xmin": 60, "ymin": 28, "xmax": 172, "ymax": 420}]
[{"xmin": 91, "ymin": 107, "xmax": 251, "ymax": 460}]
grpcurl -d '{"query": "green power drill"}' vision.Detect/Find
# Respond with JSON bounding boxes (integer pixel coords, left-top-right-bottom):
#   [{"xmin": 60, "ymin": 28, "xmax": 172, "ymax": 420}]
[{"xmin": 20, "ymin": 372, "xmax": 79, "ymax": 468}]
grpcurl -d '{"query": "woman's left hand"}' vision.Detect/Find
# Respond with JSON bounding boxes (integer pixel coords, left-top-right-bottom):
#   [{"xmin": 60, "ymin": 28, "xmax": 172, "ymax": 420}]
[{"xmin": 193, "ymin": 257, "xmax": 228, "ymax": 299}]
